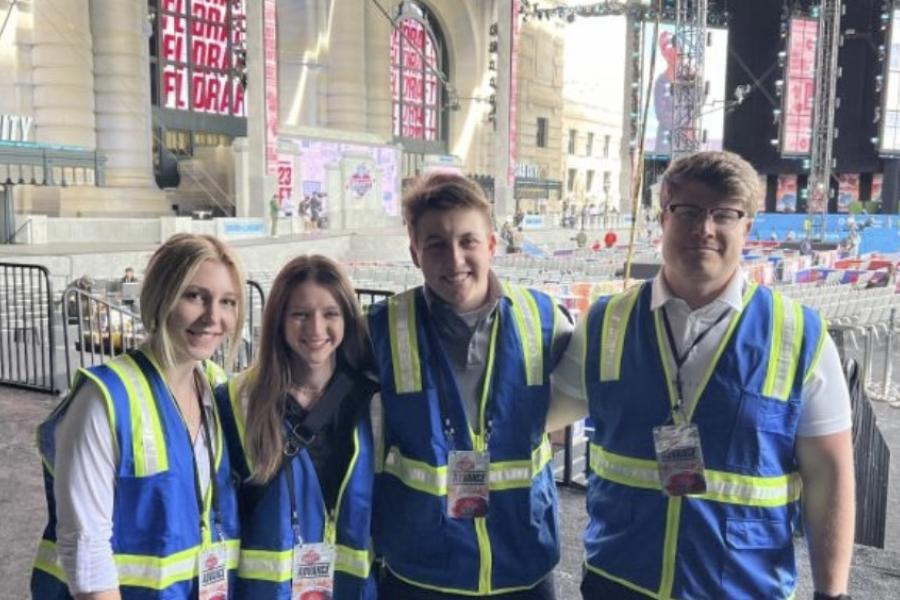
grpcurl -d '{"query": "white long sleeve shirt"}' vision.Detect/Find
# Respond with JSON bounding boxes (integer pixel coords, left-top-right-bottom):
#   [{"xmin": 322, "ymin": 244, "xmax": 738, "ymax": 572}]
[{"xmin": 53, "ymin": 368, "xmax": 215, "ymax": 594}]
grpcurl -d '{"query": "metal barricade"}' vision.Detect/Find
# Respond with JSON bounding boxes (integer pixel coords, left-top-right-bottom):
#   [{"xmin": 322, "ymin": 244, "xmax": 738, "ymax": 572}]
[
  {"xmin": 0, "ymin": 262, "xmax": 57, "ymax": 393},
  {"xmin": 64, "ymin": 279, "xmax": 266, "ymax": 386},
  {"xmin": 355, "ymin": 288, "xmax": 394, "ymax": 310}
]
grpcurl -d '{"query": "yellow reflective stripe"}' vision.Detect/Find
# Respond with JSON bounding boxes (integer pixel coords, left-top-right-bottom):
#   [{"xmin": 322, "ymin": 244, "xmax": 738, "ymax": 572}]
[
  {"xmin": 599, "ymin": 285, "xmax": 642, "ymax": 382},
  {"xmin": 239, "ymin": 544, "xmax": 370, "ymax": 582},
  {"xmin": 35, "ymin": 539, "xmax": 239, "ymax": 590},
  {"xmin": 475, "ymin": 516, "xmax": 492, "ymax": 593},
  {"xmin": 239, "ymin": 548, "xmax": 292, "ymax": 582},
  {"xmin": 116, "ymin": 540, "xmax": 239, "ymax": 589},
  {"xmin": 804, "ymin": 311, "xmax": 828, "ymax": 385},
  {"xmin": 589, "ymin": 444, "xmax": 802, "ymax": 507},
  {"xmin": 335, "ymin": 544, "xmax": 372, "ymax": 578},
  {"xmin": 583, "ymin": 560, "xmax": 659, "ymax": 599},
  {"xmin": 658, "ymin": 496, "xmax": 682, "ymax": 598},
  {"xmin": 764, "ymin": 293, "xmax": 804, "ymax": 400},
  {"xmin": 504, "ymin": 284, "xmax": 543, "ymax": 386},
  {"xmin": 106, "ymin": 354, "xmax": 168, "ymax": 477},
  {"xmin": 387, "ymin": 565, "xmax": 547, "ymax": 597},
  {"xmin": 384, "ymin": 440, "xmax": 552, "ymax": 496},
  {"xmin": 33, "ymin": 539, "xmax": 67, "ymax": 581},
  {"xmin": 388, "ymin": 292, "xmax": 422, "ymax": 394},
  {"xmin": 203, "ymin": 360, "xmax": 227, "ymax": 386},
  {"xmin": 60, "ymin": 369, "xmax": 118, "ymax": 475}
]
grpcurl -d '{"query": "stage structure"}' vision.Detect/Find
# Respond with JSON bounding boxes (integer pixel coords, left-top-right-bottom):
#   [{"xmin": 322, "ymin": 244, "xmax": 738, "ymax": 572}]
[
  {"xmin": 807, "ymin": 0, "xmax": 843, "ymax": 238},
  {"xmin": 671, "ymin": 0, "xmax": 708, "ymax": 160}
]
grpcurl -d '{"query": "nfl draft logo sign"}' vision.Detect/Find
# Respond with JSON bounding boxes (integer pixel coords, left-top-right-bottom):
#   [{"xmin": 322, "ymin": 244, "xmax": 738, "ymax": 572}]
[{"xmin": 349, "ymin": 164, "xmax": 373, "ymax": 198}]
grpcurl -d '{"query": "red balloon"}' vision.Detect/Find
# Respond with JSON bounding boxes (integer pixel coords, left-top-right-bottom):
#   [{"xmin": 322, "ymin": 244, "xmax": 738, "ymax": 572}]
[{"xmin": 604, "ymin": 232, "xmax": 617, "ymax": 248}]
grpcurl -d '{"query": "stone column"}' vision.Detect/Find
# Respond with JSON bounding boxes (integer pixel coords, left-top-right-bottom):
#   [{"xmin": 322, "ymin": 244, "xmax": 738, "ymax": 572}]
[
  {"xmin": 326, "ymin": 0, "xmax": 367, "ymax": 131},
  {"xmin": 493, "ymin": 0, "xmax": 515, "ymax": 220},
  {"xmin": 32, "ymin": 0, "xmax": 96, "ymax": 148},
  {"xmin": 90, "ymin": 0, "xmax": 155, "ymax": 188},
  {"xmin": 365, "ymin": 0, "xmax": 392, "ymax": 139}
]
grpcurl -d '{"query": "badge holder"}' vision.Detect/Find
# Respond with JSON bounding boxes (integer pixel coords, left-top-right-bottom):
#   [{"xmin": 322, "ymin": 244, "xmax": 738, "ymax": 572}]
[
  {"xmin": 198, "ymin": 524, "xmax": 229, "ymax": 600},
  {"xmin": 291, "ymin": 541, "xmax": 336, "ymax": 600},
  {"xmin": 652, "ymin": 422, "xmax": 707, "ymax": 497},
  {"xmin": 447, "ymin": 450, "xmax": 490, "ymax": 518}
]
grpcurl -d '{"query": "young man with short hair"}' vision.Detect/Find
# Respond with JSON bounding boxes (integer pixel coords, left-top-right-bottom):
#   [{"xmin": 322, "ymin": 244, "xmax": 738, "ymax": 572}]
[
  {"xmin": 555, "ymin": 151, "xmax": 855, "ymax": 600},
  {"xmin": 368, "ymin": 173, "xmax": 579, "ymax": 599}
]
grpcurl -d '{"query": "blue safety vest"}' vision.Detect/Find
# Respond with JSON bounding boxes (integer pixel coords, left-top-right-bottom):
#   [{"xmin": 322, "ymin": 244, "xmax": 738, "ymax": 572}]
[
  {"xmin": 367, "ymin": 284, "xmax": 559, "ymax": 595},
  {"xmin": 215, "ymin": 373, "xmax": 377, "ymax": 599},
  {"xmin": 31, "ymin": 350, "xmax": 239, "ymax": 599},
  {"xmin": 582, "ymin": 282, "xmax": 826, "ymax": 599}
]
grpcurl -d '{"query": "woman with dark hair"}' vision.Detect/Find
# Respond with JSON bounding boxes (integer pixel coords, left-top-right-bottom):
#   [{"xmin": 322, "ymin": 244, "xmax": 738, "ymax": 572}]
[
  {"xmin": 216, "ymin": 254, "xmax": 378, "ymax": 599},
  {"xmin": 32, "ymin": 233, "xmax": 246, "ymax": 599}
]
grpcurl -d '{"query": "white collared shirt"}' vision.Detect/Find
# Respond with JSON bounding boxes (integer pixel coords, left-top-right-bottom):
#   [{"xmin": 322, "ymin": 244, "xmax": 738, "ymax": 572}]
[
  {"xmin": 53, "ymin": 365, "xmax": 217, "ymax": 594},
  {"xmin": 553, "ymin": 271, "xmax": 851, "ymax": 437}
]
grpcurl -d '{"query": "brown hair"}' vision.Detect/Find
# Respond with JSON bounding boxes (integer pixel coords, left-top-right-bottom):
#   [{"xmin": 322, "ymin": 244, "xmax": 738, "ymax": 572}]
[
  {"xmin": 401, "ymin": 172, "xmax": 493, "ymax": 240},
  {"xmin": 140, "ymin": 233, "xmax": 245, "ymax": 370},
  {"xmin": 242, "ymin": 254, "xmax": 371, "ymax": 483},
  {"xmin": 660, "ymin": 150, "xmax": 762, "ymax": 217}
]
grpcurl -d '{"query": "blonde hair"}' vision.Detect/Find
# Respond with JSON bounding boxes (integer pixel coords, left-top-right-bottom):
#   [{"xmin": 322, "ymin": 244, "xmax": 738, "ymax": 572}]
[
  {"xmin": 242, "ymin": 255, "xmax": 371, "ymax": 483},
  {"xmin": 140, "ymin": 233, "xmax": 246, "ymax": 370},
  {"xmin": 402, "ymin": 173, "xmax": 493, "ymax": 240},
  {"xmin": 660, "ymin": 150, "xmax": 762, "ymax": 217}
]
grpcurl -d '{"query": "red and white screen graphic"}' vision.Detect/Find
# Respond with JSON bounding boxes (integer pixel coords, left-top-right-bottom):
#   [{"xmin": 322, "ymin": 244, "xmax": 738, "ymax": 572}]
[
  {"xmin": 391, "ymin": 17, "xmax": 439, "ymax": 141},
  {"xmin": 879, "ymin": 10, "xmax": 900, "ymax": 153},
  {"xmin": 159, "ymin": 0, "xmax": 246, "ymax": 117},
  {"xmin": 781, "ymin": 18, "xmax": 818, "ymax": 156}
]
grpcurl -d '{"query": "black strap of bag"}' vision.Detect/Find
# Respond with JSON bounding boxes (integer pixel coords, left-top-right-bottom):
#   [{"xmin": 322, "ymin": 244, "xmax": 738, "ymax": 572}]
[{"xmin": 283, "ymin": 371, "xmax": 355, "ymax": 456}]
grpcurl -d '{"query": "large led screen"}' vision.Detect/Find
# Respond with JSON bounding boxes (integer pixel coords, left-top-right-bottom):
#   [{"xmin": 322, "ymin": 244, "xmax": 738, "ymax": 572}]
[
  {"xmin": 781, "ymin": 17, "xmax": 818, "ymax": 156},
  {"xmin": 158, "ymin": 0, "xmax": 247, "ymax": 117},
  {"xmin": 879, "ymin": 9, "xmax": 900, "ymax": 153},
  {"xmin": 640, "ymin": 24, "xmax": 729, "ymax": 156}
]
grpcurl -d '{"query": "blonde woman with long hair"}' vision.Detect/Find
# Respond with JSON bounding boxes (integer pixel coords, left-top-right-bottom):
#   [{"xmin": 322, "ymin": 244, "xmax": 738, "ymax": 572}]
[
  {"xmin": 216, "ymin": 254, "xmax": 378, "ymax": 599},
  {"xmin": 32, "ymin": 233, "xmax": 246, "ymax": 599}
]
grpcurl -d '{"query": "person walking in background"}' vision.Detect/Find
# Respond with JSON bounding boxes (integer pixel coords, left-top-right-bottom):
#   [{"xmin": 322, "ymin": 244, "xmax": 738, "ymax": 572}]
[
  {"xmin": 270, "ymin": 194, "xmax": 281, "ymax": 237},
  {"xmin": 368, "ymin": 173, "xmax": 581, "ymax": 599},
  {"xmin": 32, "ymin": 233, "xmax": 247, "ymax": 599},
  {"xmin": 555, "ymin": 151, "xmax": 854, "ymax": 600},
  {"xmin": 215, "ymin": 255, "xmax": 379, "ymax": 599}
]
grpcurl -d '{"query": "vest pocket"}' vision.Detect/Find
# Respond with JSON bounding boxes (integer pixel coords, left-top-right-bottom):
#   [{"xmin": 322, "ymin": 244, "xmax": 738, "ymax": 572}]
[{"xmin": 722, "ymin": 517, "xmax": 794, "ymax": 598}]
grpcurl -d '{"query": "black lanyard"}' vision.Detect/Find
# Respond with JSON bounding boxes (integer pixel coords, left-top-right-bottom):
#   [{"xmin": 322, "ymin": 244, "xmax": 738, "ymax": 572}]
[
  {"xmin": 188, "ymin": 376, "xmax": 221, "ymax": 541},
  {"xmin": 423, "ymin": 309, "xmax": 500, "ymax": 447},
  {"xmin": 660, "ymin": 305, "xmax": 731, "ymax": 416}
]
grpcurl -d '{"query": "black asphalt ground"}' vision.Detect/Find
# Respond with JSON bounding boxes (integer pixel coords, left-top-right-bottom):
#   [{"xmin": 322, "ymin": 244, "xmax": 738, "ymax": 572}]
[{"xmin": 2, "ymin": 384, "xmax": 899, "ymax": 599}]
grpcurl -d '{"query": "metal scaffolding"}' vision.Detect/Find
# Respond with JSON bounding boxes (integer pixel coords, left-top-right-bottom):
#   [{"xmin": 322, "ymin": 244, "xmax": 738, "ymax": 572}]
[
  {"xmin": 671, "ymin": 0, "xmax": 708, "ymax": 160},
  {"xmin": 807, "ymin": 0, "xmax": 843, "ymax": 238}
]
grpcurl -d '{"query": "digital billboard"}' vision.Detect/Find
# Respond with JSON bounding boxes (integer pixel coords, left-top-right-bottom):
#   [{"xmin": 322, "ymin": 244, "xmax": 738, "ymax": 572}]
[
  {"xmin": 640, "ymin": 24, "xmax": 729, "ymax": 156},
  {"xmin": 879, "ymin": 9, "xmax": 900, "ymax": 154},
  {"xmin": 158, "ymin": 0, "xmax": 247, "ymax": 117},
  {"xmin": 781, "ymin": 17, "xmax": 818, "ymax": 156},
  {"xmin": 776, "ymin": 174, "xmax": 798, "ymax": 213},
  {"xmin": 836, "ymin": 173, "xmax": 859, "ymax": 213}
]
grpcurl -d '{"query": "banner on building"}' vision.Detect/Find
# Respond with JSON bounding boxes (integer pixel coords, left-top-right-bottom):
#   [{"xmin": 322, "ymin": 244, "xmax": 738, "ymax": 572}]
[
  {"xmin": 879, "ymin": 9, "xmax": 900, "ymax": 153},
  {"xmin": 776, "ymin": 174, "xmax": 798, "ymax": 213},
  {"xmin": 276, "ymin": 158, "xmax": 294, "ymax": 213},
  {"xmin": 836, "ymin": 173, "xmax": 859, "ymax": 213},
  {"xmin": 781, "ymin": 17, "xmax": 818, "ymax": 156},
  {"xmin": 872, "ymin": 173, "xmax": 884, "ymax": 205}
]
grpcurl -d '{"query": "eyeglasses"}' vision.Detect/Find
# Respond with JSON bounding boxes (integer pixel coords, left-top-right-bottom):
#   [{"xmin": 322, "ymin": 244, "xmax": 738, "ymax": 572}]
[{"xmin": 666, "ymin": 203, "xmax": 746, "ymax": 228}]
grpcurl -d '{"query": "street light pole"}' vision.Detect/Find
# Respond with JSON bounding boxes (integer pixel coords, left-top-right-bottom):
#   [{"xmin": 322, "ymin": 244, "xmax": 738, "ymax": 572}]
[{"xmin": 1, "ymin": 184, "xmax": 14, "ymax": 244}]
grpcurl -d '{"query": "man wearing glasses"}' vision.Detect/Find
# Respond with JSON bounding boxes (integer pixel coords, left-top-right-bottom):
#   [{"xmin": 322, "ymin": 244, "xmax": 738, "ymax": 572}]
[{"xmin": 554, "ymin": 151, "xmax": 854, "ymax": 599}]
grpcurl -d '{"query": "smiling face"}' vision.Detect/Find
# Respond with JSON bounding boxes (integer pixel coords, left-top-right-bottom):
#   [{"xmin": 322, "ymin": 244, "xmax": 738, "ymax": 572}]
[
  {"xmin": 166, "ymin": 259, "xmax": 239, "ymax": 364},
  {"xmin": 660, "ymin": 180, "xmax": 751, "ymax": 294},
  {"xmin": 409, "ymin": 207, "xmax": 497, "ymax": 313},
  {"xmin": 283, "ymin": 281, "xmax": 345, "ymax": 373}
]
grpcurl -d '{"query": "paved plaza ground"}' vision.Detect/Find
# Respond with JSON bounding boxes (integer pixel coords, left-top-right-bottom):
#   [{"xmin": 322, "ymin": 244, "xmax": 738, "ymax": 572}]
[{"xmin": 2, "ymin": 381, "xmax": 900, "ymax": 599}]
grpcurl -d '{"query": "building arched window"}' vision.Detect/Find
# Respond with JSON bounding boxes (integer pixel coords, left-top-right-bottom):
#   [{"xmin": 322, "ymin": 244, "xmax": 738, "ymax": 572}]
[{"xmin": 391, "ymin": 1, "xmax": 447, "ymax": 153}]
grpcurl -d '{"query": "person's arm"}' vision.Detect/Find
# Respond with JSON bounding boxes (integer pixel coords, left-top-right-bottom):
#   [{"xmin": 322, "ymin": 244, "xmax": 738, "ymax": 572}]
[
  {"xmin": 795, "ymin": 335, "xmax": 855, "ymax": 596},
  {"xmin": 54, "ymin": 380, "xmax": 121, "ymax": 599},
  {"xmin": 546, "ymin": 312, "xmax": 589, "ymax": 432},
  {"xmin": 797, "ymin": 430, "xmax": 854, "ymax": 595}
]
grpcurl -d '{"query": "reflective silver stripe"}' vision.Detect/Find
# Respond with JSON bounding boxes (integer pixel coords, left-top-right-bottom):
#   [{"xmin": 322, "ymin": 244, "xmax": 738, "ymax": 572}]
[
  {"xmin": 385, "ymin": 440, "xmax": 552, "ymax": 496},
  {"xmin": 504, "ymin": 283, "xmax": 543, "ymax": 386},
  {"xmin": 335, "ymin": 544, "xmax": 371, "ymax": 578},
  {"xmin": 238, "ymin": 548, "xmax": 292, "ymax": 582},
  {"xmin": 599, "ymin": 285, "xmax": 641, "ymax": 382},
  {"xmin": 389, "ymin": 292, "xmax": 422, "ymax": 394},
  {"xmin": 108, "ymin": 355, "xmax": 165, "ymax": 476},
  {"xmin": 589, "ymin": 444, "xmax": 802, "ymax": 507}
]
